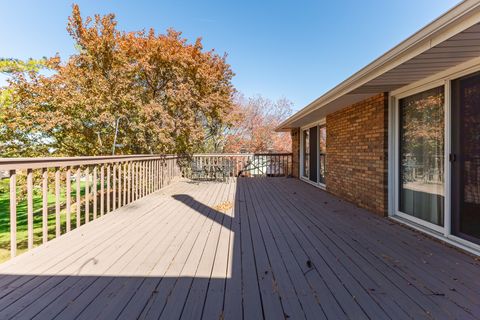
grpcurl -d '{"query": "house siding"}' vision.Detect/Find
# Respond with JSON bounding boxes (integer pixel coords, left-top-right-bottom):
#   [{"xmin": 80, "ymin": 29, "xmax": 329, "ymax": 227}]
[
  {"xmin": 291, "ymin": 128, "xmax": 300, "ymax": 178},
  {"xmin": 325, "ymin": 93, "xmax": 388, "ymax": 216}
]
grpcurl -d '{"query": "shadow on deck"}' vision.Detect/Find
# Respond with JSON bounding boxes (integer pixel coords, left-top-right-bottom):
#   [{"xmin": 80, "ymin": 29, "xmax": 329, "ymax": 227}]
[{"xmin": 0, "ymin": 178, "xmax": 478, "ymax": 319}]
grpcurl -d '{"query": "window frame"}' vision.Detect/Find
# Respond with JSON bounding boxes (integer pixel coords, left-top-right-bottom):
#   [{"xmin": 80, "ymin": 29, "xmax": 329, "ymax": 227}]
[{"xmin": 300, "ymin": 119, "xmax": 326, "ymax": 189}]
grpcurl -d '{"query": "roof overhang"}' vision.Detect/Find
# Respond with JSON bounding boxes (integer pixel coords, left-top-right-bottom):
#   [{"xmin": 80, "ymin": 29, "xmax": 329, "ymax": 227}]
[{"xmin": 277, "ymin": 0, "xmax": 480, "ymax": 131}]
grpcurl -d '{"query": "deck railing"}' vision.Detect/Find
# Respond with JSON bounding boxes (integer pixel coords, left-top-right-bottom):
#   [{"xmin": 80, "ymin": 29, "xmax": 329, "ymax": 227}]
[
  {"xmin": 0, "ymin": 155, "xmax": 182, "ymax": 258},
  {"xmin": 0, "ymin": 152, "xmax": 291, "ymax": 261},
  {"xmin": 189, "ymin": 153, "xmax": 292, "ymax": 179}
]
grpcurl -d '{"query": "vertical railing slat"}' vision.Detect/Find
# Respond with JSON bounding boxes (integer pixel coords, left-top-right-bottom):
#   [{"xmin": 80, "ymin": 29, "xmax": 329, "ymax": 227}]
[
  {"xmin": 93, "ymin": 166, "xmax": 97, "ymax": 219},
  {"xmin": 123, "ymin": 162, "xmax": 127, "ymax": 206},
  {"xmin": 42, "ymin": 168, "xmax": 49, "ymax": 243},
  {"xmin": 76, "ymin": 167, "xmax": 81, "ymax": 228},
  {"xmin": 66, "ymin": 168, "xmax": 71, "ymax": 233},
  {"xmin": 127, "ymin": 162, "xmax": 131, "ymax": 203},
  {"xmin": 118, "ymin": 163, "xmax": 122, "ymax": 208},
  {"xmin": 10, "ymin": 170, "xmax": 17, "ymax": 258},
  {"xmin": 136, "ymin": 162, "xmax": 139, "ymax": 200},
  {"xmin": 85, "ymin": 167, "xmax": 90, "ymax": 224},
  {"xmin": 100, "ymin": 165, "xmax": 105, "ymax": 216},
  {"xmin": 113, "ymin": 164, "xmax": 117, "ymax": 210},
  {"xmin": 55, "ymin": 168, "xmax": 61, "ymax": 238},
  {"xmin": 107, "ymin": 165, "xmax": 111, "ymax": 213},
  {"xmin": 27, "ymin": 169, "xmax": 34, "ymax": 250}
]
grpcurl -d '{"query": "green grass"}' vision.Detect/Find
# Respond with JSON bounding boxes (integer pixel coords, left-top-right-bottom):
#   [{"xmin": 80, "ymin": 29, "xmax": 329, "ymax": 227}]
[{"xmin": 0, "ymin": 179, "xmax": 90, "ymax": 263}]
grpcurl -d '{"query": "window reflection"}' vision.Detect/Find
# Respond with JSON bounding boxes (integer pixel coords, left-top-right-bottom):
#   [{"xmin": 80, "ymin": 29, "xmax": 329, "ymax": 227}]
[
  {"xmin": 399, "ymin": 86, "xmax": 444, "ymax": 226},
  {"xmin": 319, "ymin": 125, "xmax": 326, "ymax": 184},
  {"xmin": 303, "ymin": 129, "xmax": 309, "ymax": 178}
]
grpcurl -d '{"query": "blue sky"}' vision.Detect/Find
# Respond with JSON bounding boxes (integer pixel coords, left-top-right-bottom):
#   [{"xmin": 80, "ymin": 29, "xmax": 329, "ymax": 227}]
[{"xmin": 0, "ymin": 0, "xmax": 460, "ymax": 111}]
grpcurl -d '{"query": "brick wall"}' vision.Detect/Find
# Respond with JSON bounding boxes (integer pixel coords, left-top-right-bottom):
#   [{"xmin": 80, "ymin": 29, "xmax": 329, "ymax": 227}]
[
  {"xmin": 326, "ymin": 93, "xmax": 388, "ymax": 216},
  {"xmin": 291, "ymin": 128, "xmax": 300, "ymax": 178}
]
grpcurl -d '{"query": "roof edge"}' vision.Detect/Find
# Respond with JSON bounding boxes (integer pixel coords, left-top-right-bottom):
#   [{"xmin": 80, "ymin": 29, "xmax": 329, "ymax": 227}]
[{"xmin": 276, "ymin": 0, "xmax": 480, "ymax": 131}]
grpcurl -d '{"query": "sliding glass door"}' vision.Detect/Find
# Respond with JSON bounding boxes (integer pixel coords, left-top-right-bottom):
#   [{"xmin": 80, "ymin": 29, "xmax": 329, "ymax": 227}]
[
  {"xmin": 308, "ymin": 126, "xmax": 318, "ymax": 182},
  {"xmin": 398, "ymin": 86, "xmax": 445, "ymax": 227},
  {"xmin": 319, "ymin": 125, "xmax": 326, "ymax": 184},
  {"xmin": 452, "ymin": 72, "xmax": 480, "ymax": 244},
  {"xmin": 302, "ymin": 129, "xmax": 309, "ymax": 178},
  {"xmin": 302, "ymin": 123, "xmax": 326, "ymax": 186}
]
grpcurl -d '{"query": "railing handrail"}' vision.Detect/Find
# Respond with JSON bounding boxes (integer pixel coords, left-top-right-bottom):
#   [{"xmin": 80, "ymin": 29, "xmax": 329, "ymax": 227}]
[
  {"xmin": 1, "ymin": 154, "xmax": 183, "ymax": 260},
  {"xmin": 0, "ymin": 154, "xmax": 179, "ymax": 171},
  {"xmin": 192, "ymin": 152, "xmax": 292, "ymax": 157}
]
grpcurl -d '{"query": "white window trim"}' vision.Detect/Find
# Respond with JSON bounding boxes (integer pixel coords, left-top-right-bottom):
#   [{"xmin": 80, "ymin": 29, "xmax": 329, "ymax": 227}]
[
  {"xmin": 300, "ymin": 120, "xmax": 326, "ymax": 190},
  {"xmin": 389, "ymin": 58, "xmax": 480, "ymax": 254}
]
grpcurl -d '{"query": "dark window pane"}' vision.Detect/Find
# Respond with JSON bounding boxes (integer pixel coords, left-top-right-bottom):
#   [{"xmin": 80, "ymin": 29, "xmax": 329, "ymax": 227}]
[{"xmin": 452, "ymin": 72, "xmax": 480, "ymax": 243}]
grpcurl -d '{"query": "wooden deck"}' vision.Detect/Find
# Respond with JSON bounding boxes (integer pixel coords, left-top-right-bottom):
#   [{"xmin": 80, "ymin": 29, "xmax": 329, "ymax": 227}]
[{"xmin": 0, "ymin": 178, "xmax": 479, "ymax": 319}]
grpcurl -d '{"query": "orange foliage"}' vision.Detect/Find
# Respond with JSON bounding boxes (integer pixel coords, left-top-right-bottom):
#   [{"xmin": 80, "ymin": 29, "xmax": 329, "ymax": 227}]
[{"xmin": 223, "ymin": 95, "xmax": 292, "ymax": 153}]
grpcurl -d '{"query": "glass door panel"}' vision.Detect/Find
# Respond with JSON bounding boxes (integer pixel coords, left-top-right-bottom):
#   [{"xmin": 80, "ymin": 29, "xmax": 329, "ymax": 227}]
[
  {"xmin": 319, "ymin": 125, "xmax": 326, "ymax": 184},
  {"xmin": 398, "ymin": 86, "xmax": 445, "ymax": 226},
  {"xmin": 303, "ymin": 129, "xmax": 309, "ymax": 178},
  {"xmin": 309, "ymin": 126, "xmax": 318, "ymax": 182},
  {"xmin": 452, "ymin": 72, "xmax": 480, "ymax": 244}
]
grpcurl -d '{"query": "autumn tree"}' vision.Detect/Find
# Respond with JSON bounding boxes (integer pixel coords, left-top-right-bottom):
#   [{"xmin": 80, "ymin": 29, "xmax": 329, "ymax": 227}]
[
  {"xmin": 223, "ymin": 94, "xmax": 292, "ymax": 153},
  {"xmin": 0, "ymin": 58, "xmax": 50, "ymax": 157},
  {"xmin": 1, "ymin": 4, "xmax": 234, "ymax": 157}
]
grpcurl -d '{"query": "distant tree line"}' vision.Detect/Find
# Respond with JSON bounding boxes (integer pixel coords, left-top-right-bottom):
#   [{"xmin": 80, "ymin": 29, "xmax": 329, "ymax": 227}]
[{"xmin": 0, "ymin": 4, "xmax": 291, "ymax": 158}]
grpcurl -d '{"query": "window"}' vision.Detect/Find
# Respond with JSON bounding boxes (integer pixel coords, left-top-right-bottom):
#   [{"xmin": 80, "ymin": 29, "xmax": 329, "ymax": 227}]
[
  {"xmin": 398, "ymin": 86, "xmax": 445, "ymax": 226},
  {"xmin": 302, "ymin": 123, "xmax": 326, "ymax": 185},
  {"xmin": 303, "ymin": 129, "xmax": 309, "ymax": 178},
  {"xmin": 319, "ymin": 125, "xmax": 326, "ymax": 184}
]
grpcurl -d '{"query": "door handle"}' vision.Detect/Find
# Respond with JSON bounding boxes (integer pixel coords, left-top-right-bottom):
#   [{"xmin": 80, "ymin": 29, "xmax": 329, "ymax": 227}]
[{"xmin": 449, "ymin": 153, "xmax": 457, "ymax": 162}]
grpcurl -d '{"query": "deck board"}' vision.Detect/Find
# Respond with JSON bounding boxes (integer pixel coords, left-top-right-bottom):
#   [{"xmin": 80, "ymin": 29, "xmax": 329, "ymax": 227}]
[{"xmin": 0, "ymin": 178, "xmax": 479, "ymax": 319}]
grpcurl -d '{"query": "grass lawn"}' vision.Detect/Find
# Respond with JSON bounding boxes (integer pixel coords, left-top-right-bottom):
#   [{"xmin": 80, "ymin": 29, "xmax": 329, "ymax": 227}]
[{"xmin": 0, "ymin": 179, "xmax": 89, "ymax": 263}]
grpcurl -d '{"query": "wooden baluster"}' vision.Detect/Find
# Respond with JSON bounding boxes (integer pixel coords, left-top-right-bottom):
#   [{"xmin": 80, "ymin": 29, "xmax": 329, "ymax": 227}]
[
  {"xmin": 155, "ymin": 159, "xmax": 160, "ymax": 190},
  {"xmin": 100, "ymin": 165, "xmax": 105, "ymax": 216},
  {"xmin": 107, "ymin": 165, "xmax": 111, "ymax": 213},
  {"xmin": 9, "ymin": 170, "xmax": 17, "ymax": 258},
  {"xmin": 152, "ymin": 160, "xmax": 155, "ymax": 191},
  {"xmin": 137, "ymin": 162, "xmax": 141, "ymax": 198},
  {"xmin": 138, "ymin": 162, "xmax": 142, "ymax": 198},
  {"xmin": 93, "ymin": 166, "xmax": 97, "ymax": 219},
  {"xmin": 118, "ymin": 163, "xmax": 122, "ymax": 208},
  {"xmin": 66, "ymin": 168, "xmax": 71, "ymax": 232},
  {"xmin": 138, "ymin": 161, "xmax": 141, "ymax": 197},
  {"xmin": 147, "ymin": 161, "xmax": 150, "ymax": 194},
  {"xmin": 27, "ymin": 168, "xmax": 34, "ymax": 250},
  {"xmin": 133, "ymin": 162, "xmax": 137, "ymax": 201},
  {"xmin": 150, "ymin": 160, "xmax": 155, "ymax": 193},
  {"xmin": 55, "ymin": 168, "xmax": 61, "ymax": 237},
  {"xmin": 154, "ymin": 160, "xmax": 157, "ymax": 191},
  {"xmin": 127, "ymin": 162, "xmax": 131, "ymax": 204},
  {"xmin": 147, "ymin": 160, "xmax": 150, "ymax": 193},
  {"xmin": 43, "ymin": 168, "xmax": 49, "ymax": 243},
  {"xmin": 143, "ymin": 161, "xmax": 146, "ymax": 196},
  {"xmin": 76, "ymin": 167, "xmax": 81, "ymax": 228},
  {"xmin": 157, "ymin": 160, "xmax": 160, "ymax": 190},
  {"xmin": 150, "ymin": 160, "xmax": 153, "ymax": 193},
  {"xmin": 112, "ymin": 163, "xmax": 116, "ymax": 210},
  {"xmin": 85, "ymin": 167, "xmax": 89, "ymax": 224},
  {"xmin": 123, "ymin": 163, "xmax": 128, "ymax": 205},
  {"xmin": 160, "ymin": 159, "xmax": 163, "ymax": 187},
  {"xmin": 137, "ymin": 162, "xmax": 140, "ymax": 199}
]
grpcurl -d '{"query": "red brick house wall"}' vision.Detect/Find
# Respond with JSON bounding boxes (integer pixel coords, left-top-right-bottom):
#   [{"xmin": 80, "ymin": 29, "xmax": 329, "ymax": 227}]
[{"xmin": 325, "ymin": 93, "xmax": 388, "ymax": 216}]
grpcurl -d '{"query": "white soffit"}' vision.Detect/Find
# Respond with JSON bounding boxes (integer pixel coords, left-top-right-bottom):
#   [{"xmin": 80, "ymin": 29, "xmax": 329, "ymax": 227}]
[
  {"xmin": 277, "ymin": 0, "xmax": 480, "ymax": 131},
  {"xmin": 352, "ymin": 23, "xmax": 480, "ymax": 94}
]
